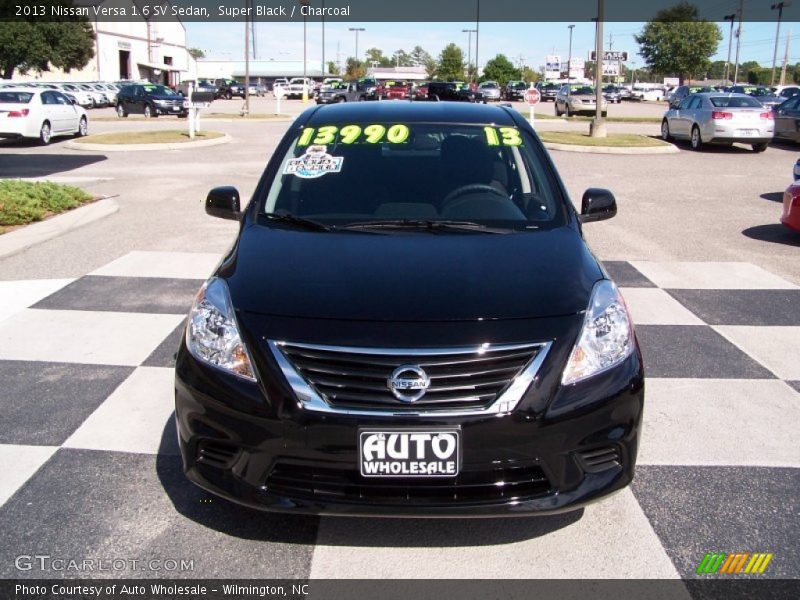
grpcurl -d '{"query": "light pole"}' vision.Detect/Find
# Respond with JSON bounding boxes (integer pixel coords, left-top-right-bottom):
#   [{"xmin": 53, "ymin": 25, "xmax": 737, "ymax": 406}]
[
  {"xmin": 566, "ymin": 24, "xmax": 575, "ymax": 85},
  {"xmin": 771, "ymin": 1, "xmax": 792, "ymax": 86},
  {"xmin": 298, "ymin": 0, "xmax": 310, "ymax": 102},
  {"xmin": 243, "ymin": 0, "xmax": 250, "ymax": 116},
  {"xmin": 733, "ymin": 0, "xmax": 744, "ymax": 84},
  {"xmin": 462, "ymin": 28, "xmax": 477, "ymax": 80},
  {"xmin": 475, "ymin": 0, "xmax": 480, "ymax": 81},
  {"xmin": 723, "ymin": 13, "xmax": 736, "ymax": 83},
  {"xmin": 591, "ymin": 0, "xmax": 606, "ymax": 138},
  {"xmin": 349, "ymin": 27, "xmax": 365, "ymax": 76}
]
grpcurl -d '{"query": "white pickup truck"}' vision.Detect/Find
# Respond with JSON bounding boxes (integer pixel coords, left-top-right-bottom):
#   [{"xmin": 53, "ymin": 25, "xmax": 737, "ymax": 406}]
[{"xmin": 281, "ymin": 78, "xmax": 316, "ymax": 99}]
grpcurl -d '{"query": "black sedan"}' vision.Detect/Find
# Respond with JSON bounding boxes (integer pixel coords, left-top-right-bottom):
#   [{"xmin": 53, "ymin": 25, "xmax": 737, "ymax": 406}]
[
  {"xmin": 115, "ymin": 83, "xmax": 187, "ymax": 118},
  {"xmin": 175, "ymin": 102, "xmax": 644, "ymax": 516}
]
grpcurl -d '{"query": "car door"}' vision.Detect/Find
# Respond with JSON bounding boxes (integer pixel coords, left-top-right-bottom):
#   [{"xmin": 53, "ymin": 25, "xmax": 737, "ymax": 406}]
[
  {"xmin": 53, "ymin": 91, "xmax": 79, "ymax": 132},
  {"xmin": 670, "ymin": 96, "xmax": 692, "ymax": 137},
  {"xmin": 682, "ymin": 96, "xmax": 704, "ymax": 135},
  {"xmin": 39, "ymin": 91, "xmax": 67, "ymax": 132},
  {"xmin": 132, "ymin": 86, "xmax": 145, "ymax": 113},
  {"xmin": 774, "ymin": 96, "xmax": 800, "ymax": 140}
]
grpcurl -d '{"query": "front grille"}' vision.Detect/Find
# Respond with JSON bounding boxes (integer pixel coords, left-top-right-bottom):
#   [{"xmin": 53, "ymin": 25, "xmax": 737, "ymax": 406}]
[
  {"xmin": 576, "ymin": 446, "xmax": 621, "ymax": 473},
  {"xmin": 266, "ymin": 461, "xmax": 550, "ymax": 505},
  {"xmin": 274, "ymin": 342, "xmax": 545, "ymax": 412}
]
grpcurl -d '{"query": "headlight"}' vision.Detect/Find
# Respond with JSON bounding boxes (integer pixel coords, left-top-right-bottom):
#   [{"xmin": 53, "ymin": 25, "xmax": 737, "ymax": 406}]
[
  {"xmin": 186, "ymin": 278, "xmax": 256, "ymax": 381},
  {"xmin": 561, "ymin": 280, "xmax": 634, "ymax": 385}
]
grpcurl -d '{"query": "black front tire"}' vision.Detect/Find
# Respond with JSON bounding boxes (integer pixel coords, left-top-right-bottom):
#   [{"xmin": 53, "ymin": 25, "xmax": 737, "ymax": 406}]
[
  {"xmin": 690, "ymin": 126, "xmax": 703, "ymax": 150},
  {"xmin": 752, "ymin": 142, "xmax": 769, "ymax": 153},
  {"xmin": 143, "ymin": 104, "xmax": 153, "ymax": 118},
  {"xmin": 116, "ymin": 104, "xmax": 127, "ymax": 118},
  {"xmin": 661, "ymin": 119, "xmax": 672, "ymax": 141}
]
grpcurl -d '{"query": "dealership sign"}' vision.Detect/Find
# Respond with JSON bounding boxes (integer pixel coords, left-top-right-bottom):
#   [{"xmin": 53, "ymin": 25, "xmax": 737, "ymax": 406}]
[
  {"xmin": 545, "ymin": 55, "xmax": 561, "ymax": 80},
  {"xmin": 591, "ymin": 50, "xmax": 629, "ymax": 62}
]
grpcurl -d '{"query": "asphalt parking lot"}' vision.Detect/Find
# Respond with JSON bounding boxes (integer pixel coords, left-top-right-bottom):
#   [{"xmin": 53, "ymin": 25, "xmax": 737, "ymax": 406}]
[{"xmin": 0, "ymin": 97, "xmax": 798, "ymax": 581}]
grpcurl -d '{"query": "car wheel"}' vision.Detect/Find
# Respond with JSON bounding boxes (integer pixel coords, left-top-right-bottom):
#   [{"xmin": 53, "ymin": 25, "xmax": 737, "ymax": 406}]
[
  {"xmin": 555, "ymin": 104, "xmax": 561, "ymax": 117},
  {"xmin": 752, "ymin": 142, "xmax": 769, "ymax": 153},
  {"xmin": 661, "ymin": 119, "xmax": 672, "ymax": 141},
  {"xmin": 690, "ymin": 126, "xmax": 703, "ymax": 150},
  {"xmin": 116, "ymin": 104, "xmax": 127, "ymax": 118},
  {"xmin": 564, "ymin": 106, "xmax": 570, "ymax": 118},
  {"xmin": 39, "ymin": 121, "xmax": 52, "ymax": 145},
  {"xmin": 75, "ymin": 116, "xmax": 88, "ymax": 137},
  {"xmin": 143, "ymin": 104, "xmax": 153, "ymax": 118},
  {"xmin": 226, "ymin": 91, "xmax": 232, "ymax": 100}
]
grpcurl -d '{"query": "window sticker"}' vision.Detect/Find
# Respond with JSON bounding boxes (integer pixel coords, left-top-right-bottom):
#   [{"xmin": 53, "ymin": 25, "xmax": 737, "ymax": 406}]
[
  {"xmin": 296, "ymin": 124, "xmax": 410, "ymax": 146},
  {"xmin": 283, "ymin": 145, "xmax": 344, "ymax": 179}
]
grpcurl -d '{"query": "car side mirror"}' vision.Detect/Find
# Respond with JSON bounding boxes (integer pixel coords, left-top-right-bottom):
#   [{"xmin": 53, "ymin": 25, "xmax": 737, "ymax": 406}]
[
  {"xmin": 206, "ymin": 186, "xmax": 241, "ymax": 220},
  {"xmin": 580, "ymin": 188, "xmax": 617, "ymax": 223}
]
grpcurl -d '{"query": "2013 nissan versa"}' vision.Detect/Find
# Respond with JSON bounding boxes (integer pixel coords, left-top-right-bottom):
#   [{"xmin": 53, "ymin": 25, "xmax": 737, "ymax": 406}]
[{"xmin": 174, "ymin": 102, "xmax": 644, "ymax": 516}]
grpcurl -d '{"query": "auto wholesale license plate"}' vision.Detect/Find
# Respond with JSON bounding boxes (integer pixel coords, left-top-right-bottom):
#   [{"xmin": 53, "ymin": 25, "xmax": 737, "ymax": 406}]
[
  {"xmin": 738, "ymin": 129, "xmax": 758, "ymax": 136},
  {"xmin": 359, "ymin": 429, "xmax": 461, "ymax": 477}
]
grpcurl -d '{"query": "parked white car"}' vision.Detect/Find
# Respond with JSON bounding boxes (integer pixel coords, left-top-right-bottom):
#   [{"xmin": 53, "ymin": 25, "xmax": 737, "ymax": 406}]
[
  {"xmin": 0, "ymin": 87, "xmax": 88, "ymax": 144},
  {"xmin": 631, "ymin": 86, "xmax": 665, "ymax": 102}
]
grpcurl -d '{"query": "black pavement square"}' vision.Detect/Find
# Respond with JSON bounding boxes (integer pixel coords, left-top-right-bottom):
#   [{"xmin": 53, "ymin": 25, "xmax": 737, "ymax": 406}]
[
  {"xmin": 0, "ymin": 449, "xmax": 319, "ymax": 578},
  {"xmin": 667, "ymin": 289, "xmax": 800, "ymax": 326},
  {"xmin": 143, "ymin": 322, "xmax": 185, "ymax": 368},
  {"xmin": 32, "ymin": 276, "xmax": 202, "ymax": 315},
  {"xmin": 0, "ymin": 361, "xmax": 133, "ymax": 445},
  {"xmin": 602, "ymin": 261, "xmax": 656, "ymax": 288},
  {"xmin": 632, "ymin": 466, "xmax": 800, "ymax": 579},
  {"xmin": 635, "ymin": 325, "xmax": 776, "ymax": 379}
]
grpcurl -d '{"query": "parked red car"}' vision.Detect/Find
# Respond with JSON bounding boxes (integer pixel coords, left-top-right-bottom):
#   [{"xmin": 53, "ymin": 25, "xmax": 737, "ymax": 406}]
[
  {"xmin": 381, "ymin": 80, "xmax": 411, "ymax": 100},
  {"xmin": 782, "ymin": 184, "xmax": 800, "ymax": 233}
]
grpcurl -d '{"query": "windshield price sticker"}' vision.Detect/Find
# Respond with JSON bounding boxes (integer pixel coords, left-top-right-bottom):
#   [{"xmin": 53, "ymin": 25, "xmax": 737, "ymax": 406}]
[
  {"xmin": 283, "ymin": 146, "xmax": 344, "ymax": 179},
  {"xmin": 297, "ymin": 124, "xmax": 410, "ymax": 146},
  {"xmin": 484, "ymin": 127, "xmax": 523, "ymax": 146}
]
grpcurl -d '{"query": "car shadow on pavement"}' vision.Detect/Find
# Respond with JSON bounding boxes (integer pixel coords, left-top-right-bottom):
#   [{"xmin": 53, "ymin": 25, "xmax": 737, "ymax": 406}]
[
  {"xmin": 154, "ymin": 417, "xmax": 584, "ymax": 546},
  {"xmin": 0, "ymin": 152, "xmax": 106, "ymax": 178},
  {"xmin": 760, "ymin": 192, "xmax": 785, "ymax": 202},
  {"xmin": 742, "ymin": 224, "xmax": 800, "ymax": 247}
]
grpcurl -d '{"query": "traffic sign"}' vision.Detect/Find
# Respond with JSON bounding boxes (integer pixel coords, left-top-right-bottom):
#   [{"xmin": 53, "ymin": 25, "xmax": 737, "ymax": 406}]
[
  {"xmin": 524, "ymin": 88, "xmax": 541, "ymax": 106},
  {"xmin": 590, "ymin": 50, "xmax": 629, "ymax": 62}
]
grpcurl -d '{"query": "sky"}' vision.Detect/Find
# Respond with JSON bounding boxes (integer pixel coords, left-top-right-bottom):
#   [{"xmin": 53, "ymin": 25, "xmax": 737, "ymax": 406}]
[{"xmin": 185, "ymin": 20, "xmax": 799, "ymax": 72}]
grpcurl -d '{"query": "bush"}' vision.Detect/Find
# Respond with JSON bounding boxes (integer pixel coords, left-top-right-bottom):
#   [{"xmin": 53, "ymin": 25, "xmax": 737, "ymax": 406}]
[{"xmin": 0, "ymin": 180, "xmax": 93, "ymax": 232}]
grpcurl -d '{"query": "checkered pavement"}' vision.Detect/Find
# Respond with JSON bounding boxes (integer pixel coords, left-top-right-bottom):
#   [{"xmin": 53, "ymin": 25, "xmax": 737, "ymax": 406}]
[{"xmin": 0, "ymin": 251, "xmax": 797, "ymax": 580}]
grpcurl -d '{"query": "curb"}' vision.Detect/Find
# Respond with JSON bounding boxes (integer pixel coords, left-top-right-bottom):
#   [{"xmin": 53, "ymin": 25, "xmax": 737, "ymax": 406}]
[
  {"xmin": 543, "ymin": 141, "xmax": 679, "ymax": 155},
  {"xmin": 65, "ymin": 133, "xmax": 232, "ymax": 152},
  {"xmin": 0, "ymin": 198, "xmax": 119, "ymax": 259}
]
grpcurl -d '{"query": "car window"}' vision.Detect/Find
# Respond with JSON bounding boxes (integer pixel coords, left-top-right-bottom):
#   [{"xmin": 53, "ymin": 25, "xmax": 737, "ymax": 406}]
[
  {"xmin": 263, "ymin": 122, "xmax": 566, "ymax": 229},
  {"xmin": 709, "ymin": 96, "xmax": 763, "ymax": 108},
  {"xmin": 686, "ymin": 96, "xmax": 702, "ymax": 109},
  {"xmin": 141, "ymin": 84, "xmax": 176, "ymax": 96},
  {"xmin": 569, "ymin": 86, "xmax": 595, "ymax": 95},
  {"xmin": 0, "ymin": 91, "xmax": 33, "ymax": 103},
  {"xmin": 780, "ymin": 96, "xmax": 800, "ymax": 110},
  {"xmin": 678, "ymin": 96, "xmax": 693, "ymax": 109},
  {"xmin": 41, "ymin": 91, "xmax": 56, "ymax": 105},
  {"xmin": 53, "ymin": 92, "xmax": 70, "ymax": 105}
]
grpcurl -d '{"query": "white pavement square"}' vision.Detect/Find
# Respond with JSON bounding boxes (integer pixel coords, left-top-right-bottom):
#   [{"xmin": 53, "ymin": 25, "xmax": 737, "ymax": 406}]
[
  {"xmin": 0, "ymin": 279, "xmax": 74, "ymax": 324},
  {"xmin": 619, "ymin": 288, "xmax": 704, "ymax": 326},
  {"xmin": 639, "ymin": 379, "xmax": 800, "ymax": 467},
  {"xmin": 0, "ymin": 444, "xmax": 58, "ymax": 508},
  {"xmin": 90, "ymin": 251, "xmax": 222, "ymax": 280},
  {"xmin": 0, "ymin": 309, "xmax": 184, "ymax": 366},
  {"xmin": 63, "ymin": 367, "xmax": 176, "ymax": 455},
  {"xmin": 309, "ymin": 488, "xmax": 683, "ymax": 580},
  {"xmin": 713, "ymin": 326, "xmax": 800, "ymax": 380},
  {"xmin": 629, "ymin": 261, "xmax": 798, "ymax": 290}
]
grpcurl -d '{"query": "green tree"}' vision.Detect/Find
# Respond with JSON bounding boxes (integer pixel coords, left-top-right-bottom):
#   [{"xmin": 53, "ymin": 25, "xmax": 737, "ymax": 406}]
[
  {"xmin": 424, "ymin": 57, "xmax": 437, "ymax": 79},
  {"xmin": 706, "ymin": 60, "xmax": 727, "ymax": 79},
  {"xmin": 410, "ymin": 46, "xmax": 432, "ymax": 68},
  {"xmin": 0, "ymin": 18, "xmax": 95, "ymax": 79},
  {"xmin": 392, "ymin": 49, "xmax": 414, "ymax": 67},
  {"xmin": 436, "ymin": 43, "xmax": 465, "ymax": 81},
  {"xmin": 520, "ymin": 66, "xmax": 539, "ymax": 83},
  {"xmin": 345, "ymin": 57, "xmax": 365, "ymax": 79},
  {"xmin": 326, "ymin": 61, "xmax": 340, "ymax": 76},
  {"xmin": 364, "ymin": 48, "xmax": 393, "ymax": 68},
  {"xmin": 634, "ymin": 2, "xmax": 722, "ymax": 84},
  {"xmin": 188, "ymin": 47, "xmax": 205, "ymax": 60},
  {"xmin": 481, "ymin": 54, "xmax": 520, "ymax": 84}
]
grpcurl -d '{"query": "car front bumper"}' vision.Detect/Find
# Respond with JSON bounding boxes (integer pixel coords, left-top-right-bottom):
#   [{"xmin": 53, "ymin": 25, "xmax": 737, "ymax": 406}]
[{"xmin": 175, "ymin": 336, "xmax": 644, "ymax": 517}]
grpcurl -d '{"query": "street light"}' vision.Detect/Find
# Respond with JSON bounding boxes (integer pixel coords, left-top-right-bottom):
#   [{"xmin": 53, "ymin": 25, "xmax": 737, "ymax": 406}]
[
  {"xmin": 733, "ymin": 1, "xmax": 744, "ymax": 84},
  {"xmin": 771, "ymin": 1, "xmax": 792, "ymax": 86},
  {"xmin": 298, "ymin": 0, "xmax": 310, "ymax": 103},
  {"xmin": 566, "ymin": 24, "xmax": 575, "ymax": 85},
  {"xmin": 348, "ymin": 27, "xmax": 365, "ymax": 75},
  {"xmin": 723, "ymin": 13, "xmax": 736, "ymax": 83},
  {"xmin": 462, "ymin": 28, "xmax": 477, "ymax": 80}
]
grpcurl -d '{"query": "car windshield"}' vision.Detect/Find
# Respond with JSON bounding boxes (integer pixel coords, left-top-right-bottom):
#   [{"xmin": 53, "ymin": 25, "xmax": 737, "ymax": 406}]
[
  {"xmin": 142, "ymin": 84, "xmax": 176, "ymax": 96},
  {"xmin": 0, "ymin": 91, "xmax": 33, "ymax": 103},
  {"xmin": 603, "ymin": 86, "xmax": 618, "ymax": 92},
  {"xmin": 263, "ymin": 122, "xmax": 565, "ymax": 230},
  {"xmin": 509, "ymin": 82, "xmax": 526, "ymax": 88},
  {"xmin": 570, "ymin": 86, "xmax": 595, "ymax": 95},
  {"xmin": 480, "ymin": 82, "xmax": 498, "ymax": 88},
  {"xmin": 542, "ymin": 83, "xmax": 559, "ymax": 90},
  {"xmin": 709, "ymin": 96, "xmax": 763, "ymax": 108},
  {"xmin": 750, "ymin": 88, "xmax": 772, "ymax": 97}
]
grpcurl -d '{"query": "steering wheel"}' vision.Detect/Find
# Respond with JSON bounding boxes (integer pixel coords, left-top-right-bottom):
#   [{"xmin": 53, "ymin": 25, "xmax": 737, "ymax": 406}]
[{"xmin": 441, "ymin": 184, "xmax": 508, "ymax": 212}]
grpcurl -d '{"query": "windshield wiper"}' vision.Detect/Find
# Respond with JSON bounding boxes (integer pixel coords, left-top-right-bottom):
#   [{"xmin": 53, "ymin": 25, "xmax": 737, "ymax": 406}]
[
  {"xmin": 264, "ymin": 213, "xmax": 333, "ymax": 232},
  {"xmin": 340, "ymin": 219, "xmax": 513, "ymax": 234}
]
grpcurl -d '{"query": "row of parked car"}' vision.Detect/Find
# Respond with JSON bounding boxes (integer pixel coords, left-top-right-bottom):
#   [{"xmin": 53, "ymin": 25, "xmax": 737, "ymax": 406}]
[{"xmin": 0, "ymin": 80, "xmax": 123, "ymax": 109}]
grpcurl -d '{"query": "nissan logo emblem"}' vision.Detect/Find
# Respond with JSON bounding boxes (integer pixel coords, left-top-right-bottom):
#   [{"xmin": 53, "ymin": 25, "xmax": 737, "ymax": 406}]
[{"xmin": 387, "ymin": 365, "xmax": 430, "ymax": 402}]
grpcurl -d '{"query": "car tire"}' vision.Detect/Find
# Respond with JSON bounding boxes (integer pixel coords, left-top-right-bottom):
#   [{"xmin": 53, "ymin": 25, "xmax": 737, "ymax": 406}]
[
  {"xmin": 661, "ymin": 119, "xmax": 672, "ymax": 141},
  {"xmin": 752, "ymin": 142, "xmax": 769, "ymax": 153},
  {"xmin": 555, "ymin": 104, "xmax": 561, "ymax": 117},
  {"xmin": 690, "ymin": 126, "xmax": 703, "ymax": 150},
  {"xmin": 39, "ymin": 121, "xmax": 52, "ymax": 145},
  {"xmin": 116, "ymin": 104, "xmax": 127, "ymax": 118},
  {"xmin": 143, "ymin": 104, "xmax": 154, "ymax": 118},
  {"xmin": 226, "ymin": 91, "xmax": 233, "ymax": 100},
  {"xmin": 564, "ymin": 106, "xmax": 570, "ymax": 118},
  {"xmin": 75, "ymin": 116, "xmax": 88, "ymax": 137}
]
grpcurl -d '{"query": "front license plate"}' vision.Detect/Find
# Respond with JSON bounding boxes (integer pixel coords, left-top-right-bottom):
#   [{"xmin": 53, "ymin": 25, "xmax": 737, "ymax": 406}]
[
  {"xmin": 172, "ymin": 106, "xmax": 180, "ymax": 111},
  {"xmin": 359, "ymin": 429, "xmax": 460, "ymax": 478}
]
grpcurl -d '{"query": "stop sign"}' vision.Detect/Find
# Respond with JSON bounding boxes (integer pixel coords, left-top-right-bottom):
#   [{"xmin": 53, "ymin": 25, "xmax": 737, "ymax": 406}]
[{"xmin": 524, "ymin": 88, "xmax": 541, "ymax": 106}]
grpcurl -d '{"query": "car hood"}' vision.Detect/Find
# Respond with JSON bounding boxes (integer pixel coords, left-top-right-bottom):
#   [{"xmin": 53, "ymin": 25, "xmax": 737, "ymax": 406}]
[
  {"xmin": 224, "ymin": 224, "xmax": 602, "ymax": 322},
  {"xmin": 570, "ymin": 94, "xmax": 599, "ymax": 100}
]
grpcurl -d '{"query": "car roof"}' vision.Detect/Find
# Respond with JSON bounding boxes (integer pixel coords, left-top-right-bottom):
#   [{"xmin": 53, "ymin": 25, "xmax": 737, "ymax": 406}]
[
  {"xmin": 0, "ymin": 87, "xmax": 40, "ymax": 93},
  {"xmin": 306, "ymin": 101, "xmax": 519, "ymax": 126}
]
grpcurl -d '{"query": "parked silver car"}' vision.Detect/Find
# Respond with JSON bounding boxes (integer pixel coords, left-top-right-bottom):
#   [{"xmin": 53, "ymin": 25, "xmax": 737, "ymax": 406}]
[
  {"xmin": 555, "ymin": 84, "xmax": 608, "ymax": 117},
  {"xmin": 661, "ymin": 93, "xmax": 774, "ymax": 152},
  {"xmin": 478, "ymin": 81, "xmax": 501, "ymax": 101}
]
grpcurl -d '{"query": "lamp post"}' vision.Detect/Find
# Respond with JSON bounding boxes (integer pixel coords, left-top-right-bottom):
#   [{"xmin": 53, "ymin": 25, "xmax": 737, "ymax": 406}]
[
  {"xmin": 475, "ymin": 0, "xmax": 480, "ymax": 81},
  {"xmin": 723, "ymin": 13, "xmax": 736, "ymax": 83},
  {"xmin": 771, "ymin": 1, "xmax": 792, "ymax": 86},
  {"xmin": 566, "ymin": 24, "xmax": 575, "ymax": 85},
  {"xmin": 298, "ymin": 0, "xmax": 310, "ymax": 103},
  {"xmin": 349, "ymin": 27, "xmax": 365, "ymax": 76},
  {"xmin": 243, "ymin": 0, "xmax": 250, "ymax": 116},
  {"xmin": 462, "ymin": 28, "xmax": 477, "ymax": 81},
  {"xmin": 591, "ymin": 0, "xmax": 606, "ymax": 138},
  {"xmin": 733, "ymin": 0, "xmax": 744, "ymax": 84}
]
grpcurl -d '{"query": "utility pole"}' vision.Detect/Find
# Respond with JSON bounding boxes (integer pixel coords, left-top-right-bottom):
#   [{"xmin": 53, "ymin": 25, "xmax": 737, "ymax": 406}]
[
  {"xmin": 771, "ymin": 2, "xmax": 792, "ymax": 86},
  {"xmin": 591, "ymin": 0, "xmax": 606, "ymax": 138},
  {"xmin": 733, "ymin": 0, "xmax": 744, "ymax": 84},
  {"xmin": 321, "ymin": 0, "xmax": 325, "ymax": 77},
  {"xmin": 462, "ymin": 29, "xmax": 476, "ymax": 80},
  {"xmin": 781, "ymin": 28, "xmax": 792, "ymax": 85},
  {"xmin": 723, "ymin": 13, "xmax": 736, "ymax": 83},
  {"xmin": 475, "ymin": 0, "xmax": 480, "ymax": 81},
  {"xmin": 348, "ymin": 27, "xmax": 365, "ymax": 75},
  {"xmin": 567, "ymin": 24, "xmax": 575, "ymax": 86},
  {"xmin": 243, "ymin": 0, "xmax": 250, "ymax": 116}
]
